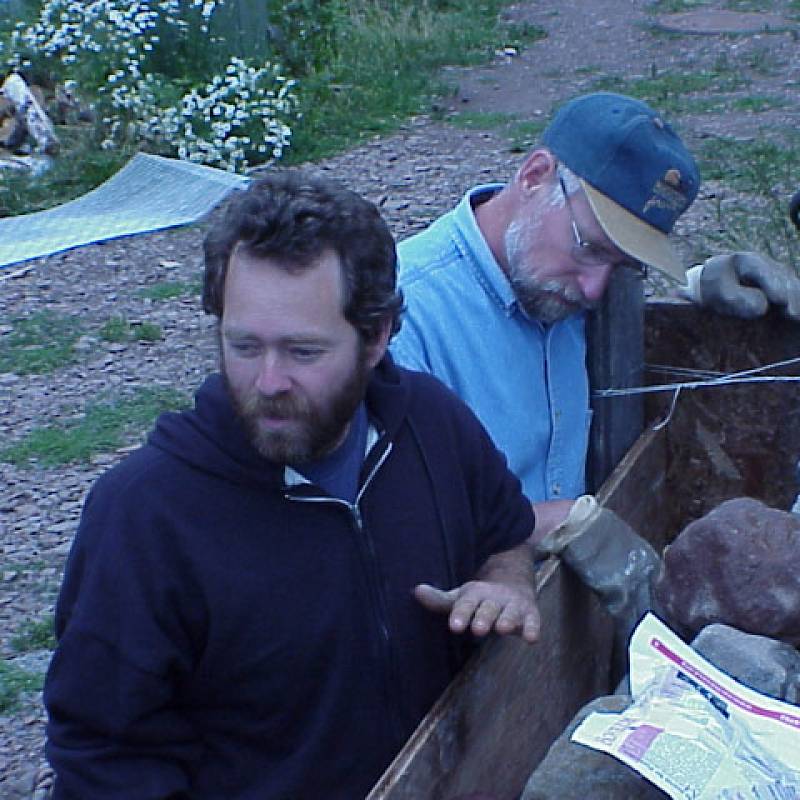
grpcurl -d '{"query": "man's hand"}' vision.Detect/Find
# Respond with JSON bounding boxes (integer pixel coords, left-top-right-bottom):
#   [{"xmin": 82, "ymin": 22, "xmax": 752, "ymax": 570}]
[
  {"xmin": 680, "ymin": 252, "xmax": 800, "ymax": 321},
  {"xmin": 529, "ymin": 499, "xmax": 574, "ymax": 549},
  {"xmin": 414, "ymin": 543, "xmax": 540, "ymax": 643}
]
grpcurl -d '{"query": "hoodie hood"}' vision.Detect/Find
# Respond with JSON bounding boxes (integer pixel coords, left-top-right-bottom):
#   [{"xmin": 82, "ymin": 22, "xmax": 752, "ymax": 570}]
[{"xmin": 147, "ymin": 355, "xmax": 410, "ymax": 488}]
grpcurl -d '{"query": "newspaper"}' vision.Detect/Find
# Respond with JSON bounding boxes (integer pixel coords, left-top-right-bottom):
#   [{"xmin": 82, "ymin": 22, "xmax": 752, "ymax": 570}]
[{"xmin": 572, "ymin": 613, "xmax": 800, "ymax": 800}]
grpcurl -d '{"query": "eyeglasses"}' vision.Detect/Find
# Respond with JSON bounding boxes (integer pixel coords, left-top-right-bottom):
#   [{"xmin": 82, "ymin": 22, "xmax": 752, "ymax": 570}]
[{"xmin": 559, "ymin": 177, "xmax": 647, "ymax": 278}]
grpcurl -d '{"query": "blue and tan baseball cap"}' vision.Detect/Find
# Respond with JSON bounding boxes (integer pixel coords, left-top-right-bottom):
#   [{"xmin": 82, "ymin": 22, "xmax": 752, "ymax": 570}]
[{"xmin": 542, "ymin": 92, "xmax": 700, "ymax": 280}]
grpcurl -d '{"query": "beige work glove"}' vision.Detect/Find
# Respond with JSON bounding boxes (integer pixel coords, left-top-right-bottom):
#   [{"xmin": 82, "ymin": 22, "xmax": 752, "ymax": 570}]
[{"xmin": 679, "ymin": 252, "xmax": 800, "ymax": 322}]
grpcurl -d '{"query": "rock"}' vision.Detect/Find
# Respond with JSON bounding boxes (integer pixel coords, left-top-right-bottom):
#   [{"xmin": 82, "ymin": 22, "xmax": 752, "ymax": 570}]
[
  {"xmin": 449, "ymin": 795, "xmax": 500, "ymax": 800},
  {"xmin": 653, "ymin": 497, "xmax": 800, "ymax": 645},
  {"xmin": 691, "ymin": 624, "xmax": 800, "ymax": 705},
  {"xmin": 520, "ymin": 696, "xmax": 667, "ymax": 800}
]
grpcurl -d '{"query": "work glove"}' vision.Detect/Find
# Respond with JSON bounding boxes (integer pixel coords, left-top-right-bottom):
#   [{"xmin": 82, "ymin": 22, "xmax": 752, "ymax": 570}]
[
  {"xmin": 535, "ymin": 496, "xmax": 661, "ymax": 679},
  {"xmin": 679, "ymin": 252, "xmax": 800, "ymax": 322}
]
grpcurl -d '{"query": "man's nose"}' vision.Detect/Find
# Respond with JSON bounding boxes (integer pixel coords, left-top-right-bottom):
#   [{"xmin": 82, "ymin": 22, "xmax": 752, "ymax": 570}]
[
  {"xmin": 577, "ymin": 264, "xmax": 613, "ymax": 303},
  {"xmin": 256, "ymin": 355, "xmax": 293, "ymax": 396}
]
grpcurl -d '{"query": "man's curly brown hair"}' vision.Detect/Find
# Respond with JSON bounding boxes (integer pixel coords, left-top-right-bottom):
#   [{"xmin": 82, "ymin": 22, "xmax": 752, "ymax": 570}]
[{"xmin": 203, "ymin": 170, "xmax": 403, "ymax": 343}]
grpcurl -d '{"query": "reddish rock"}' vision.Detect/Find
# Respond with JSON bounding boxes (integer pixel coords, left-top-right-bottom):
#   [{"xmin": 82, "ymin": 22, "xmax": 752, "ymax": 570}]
[{"xmin": 654, "ymin": 498, "xmax": 800, "ymax": 645}]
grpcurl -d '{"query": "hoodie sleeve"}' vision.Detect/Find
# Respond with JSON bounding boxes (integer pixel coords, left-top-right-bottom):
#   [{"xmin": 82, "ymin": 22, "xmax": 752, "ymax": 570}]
[
  {"xmin": 44, "ymin": 462, "xmax": 205, "ymax": 800},
  {"xmin": 461, "ymin": 404, "xmax": 535, "ymax": 565}
]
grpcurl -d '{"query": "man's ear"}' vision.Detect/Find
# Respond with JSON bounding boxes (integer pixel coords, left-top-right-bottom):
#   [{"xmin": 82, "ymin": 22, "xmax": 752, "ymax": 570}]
[
  {"xmin": 364, "ymin": 317, "xmax": 393, "ymax": 369},
  {"xmin": 516, "ymin": 148, "xmax": 558, "ymax": 196}
]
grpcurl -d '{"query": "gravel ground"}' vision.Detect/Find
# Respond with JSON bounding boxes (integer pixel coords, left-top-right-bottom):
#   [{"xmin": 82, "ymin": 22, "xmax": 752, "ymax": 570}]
[{"xmin": 2, "ymin": 0, "xmax": 799, "ymax": 795}]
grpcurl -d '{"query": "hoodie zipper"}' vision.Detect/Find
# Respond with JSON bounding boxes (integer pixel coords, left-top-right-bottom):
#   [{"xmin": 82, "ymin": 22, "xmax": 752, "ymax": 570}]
[{"xmin": 284, "ymin": 442, "xmax": 405, "ymax": 748}]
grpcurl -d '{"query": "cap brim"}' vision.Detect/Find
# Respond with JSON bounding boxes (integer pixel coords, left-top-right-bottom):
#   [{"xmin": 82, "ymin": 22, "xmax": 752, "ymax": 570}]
[{"xmin": 580, "ymin": 178, "xmax": 685, "ymax": 281}]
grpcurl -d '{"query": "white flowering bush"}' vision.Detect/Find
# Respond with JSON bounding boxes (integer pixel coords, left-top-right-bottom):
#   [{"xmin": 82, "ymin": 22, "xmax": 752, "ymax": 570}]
[{"xmin": 2, "ymin": 0, "xmax": 299, "ymax": 171}]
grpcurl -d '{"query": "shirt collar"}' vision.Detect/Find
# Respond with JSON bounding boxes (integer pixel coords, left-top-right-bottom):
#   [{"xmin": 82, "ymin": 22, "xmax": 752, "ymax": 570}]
[{"xmin": 452, "ymin": 184, "xmax": 518, "ymax": 315}]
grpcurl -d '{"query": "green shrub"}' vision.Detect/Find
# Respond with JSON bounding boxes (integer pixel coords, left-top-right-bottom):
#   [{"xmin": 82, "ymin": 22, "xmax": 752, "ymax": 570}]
[
  {"xmin": 3, "ymin": 0, "xmax": 298, "ymax": 172},
  {"xmin": 1, "ymin": 0, "xmax": 524, "ymax": 211}
]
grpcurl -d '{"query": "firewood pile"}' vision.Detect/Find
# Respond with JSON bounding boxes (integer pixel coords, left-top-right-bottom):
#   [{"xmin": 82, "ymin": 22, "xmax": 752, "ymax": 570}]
[{"xmin": 0, "ymin": 72, "xmax": 90, "ymax": 174}]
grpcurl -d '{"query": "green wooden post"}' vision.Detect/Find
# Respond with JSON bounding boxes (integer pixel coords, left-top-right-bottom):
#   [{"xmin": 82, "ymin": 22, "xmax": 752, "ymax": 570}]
[
  {"xmin": 1, "ymin": 0, "xmax": 30, "ymax": 24},
  {"xmin": 586, "ymin": 269, "xmax": 645, "ymax": 492},
  {"xmin": 212, "ymin": 0, "xmax": 271, "ymax": 61}
]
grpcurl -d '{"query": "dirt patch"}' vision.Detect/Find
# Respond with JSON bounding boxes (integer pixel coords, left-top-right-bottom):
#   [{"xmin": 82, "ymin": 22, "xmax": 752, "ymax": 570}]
[
  {"xmin": 655, "ymin": 10, "xmax": 790, "ymax": 34},
  {"xmin": 2, "ymin": 0, "xmax": 799, "ymax": 794}
]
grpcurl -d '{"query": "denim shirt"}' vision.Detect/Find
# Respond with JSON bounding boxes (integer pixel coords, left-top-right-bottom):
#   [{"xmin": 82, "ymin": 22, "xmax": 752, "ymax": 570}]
[{"xmin": 390, "ymin": 185, "xmax": 589, "ymax": 502}]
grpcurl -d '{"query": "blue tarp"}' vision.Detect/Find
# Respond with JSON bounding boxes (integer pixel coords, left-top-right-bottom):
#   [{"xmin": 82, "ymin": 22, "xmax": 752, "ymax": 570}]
[{"xmin": 0, "ymin": 153, "xmax": 249, "ymax": 270}]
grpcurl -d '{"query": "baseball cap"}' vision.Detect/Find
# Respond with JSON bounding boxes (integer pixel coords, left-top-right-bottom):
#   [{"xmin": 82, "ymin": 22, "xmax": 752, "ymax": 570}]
[{"xmin": 541, "ymin": 92, "xmax": 700, "ymax": 280}]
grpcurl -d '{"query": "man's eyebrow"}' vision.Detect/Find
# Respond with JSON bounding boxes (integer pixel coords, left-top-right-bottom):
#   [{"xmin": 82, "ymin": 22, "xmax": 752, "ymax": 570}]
[
  {"xmin": 283, "ymin": 336, "xmax": 333, "ymax": 346},
  {"xmin": 222, "ymin": 328, "xmax": 334, "ymax": 346}
]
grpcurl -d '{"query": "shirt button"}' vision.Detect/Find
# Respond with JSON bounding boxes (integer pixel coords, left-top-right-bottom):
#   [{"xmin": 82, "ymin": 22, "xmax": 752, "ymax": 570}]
[
  {"xmin": 554, "ymin": 410, "xmax": 562, "ymax": 420},
  {"xmin": 552, "ymin": 483, "xmax": 561, "ymax": 496}
]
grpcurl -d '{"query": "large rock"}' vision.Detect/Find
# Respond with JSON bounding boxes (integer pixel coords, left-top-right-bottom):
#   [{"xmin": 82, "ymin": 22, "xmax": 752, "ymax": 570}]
[
  {"xmin": 520, "ymin": 622, "xmax": 800, "ymax": 800},
  {"xmin": 519, "ymin": 696, "xmax": 668, "ymax": 800},
  {"xmin": 692, "ymin": 624, "xmax": 800, "ymax": 705},
  {"xmin": 653, "ymin": 497, "xmax": 800, "ymax": 645}
]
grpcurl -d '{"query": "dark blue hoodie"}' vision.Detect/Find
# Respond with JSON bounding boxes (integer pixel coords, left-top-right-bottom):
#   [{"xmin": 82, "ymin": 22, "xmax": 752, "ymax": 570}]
[{"xmin": 44, "ymin": 357, "xmax": 534, "ymax": 799}]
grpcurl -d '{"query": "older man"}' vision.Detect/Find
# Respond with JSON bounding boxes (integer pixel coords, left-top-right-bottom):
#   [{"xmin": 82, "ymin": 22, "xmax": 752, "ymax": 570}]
[{"xmin": 391, "ymin": 92, "xmax": 800, "ymax": 534}]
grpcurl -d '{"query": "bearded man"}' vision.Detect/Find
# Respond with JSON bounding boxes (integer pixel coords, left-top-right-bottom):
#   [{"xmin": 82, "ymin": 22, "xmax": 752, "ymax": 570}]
[
  {"xmin": 43, "ymin": 171, "xmax": 541, "ymax": 800},
  {"xmin": 390, "ymin": 91, "xmax": 800, "ymax": 537}
]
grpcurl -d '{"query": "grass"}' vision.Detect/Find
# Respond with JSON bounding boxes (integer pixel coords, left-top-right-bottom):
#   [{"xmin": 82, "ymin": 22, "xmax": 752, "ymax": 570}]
[
  {"xmin": 0, "ymin": 310, "xmax": 166, "ymax": 376},
  {"xmin": 697, "ymin": 131, "xmax": 799, "ymax": 193},
  {"xmin": 507, "ymin": 119, "xmax": 548, "ymax": 153},
  {"xmin": 644, "ymin": 0, "xmax": 709, "ymax": 12},
  {"xmin": 448, "ymin": 111, "xmax": 515, "ymax": 130},
  {"xmin": 0, "ymin": 559, "xmax": 47, "ymax": 575},
  {"xmin": 444, "ymin": 111, "xmax": 547, "ymax": 153},
  {"xmin": 138, "ymin": 280, "xmax": 202, "ymax": 302},
  {"xmin": 283, "ymin": 0, "xmax": 537, "ymax": 163},
  {"xmin": 0, "ymin": 660, "xmax": 44, "ymax": 713},
  {"xmin": 574, "ymin": 65, "xmax": 604, "ymax": 76},
  {"xmin": 99, "ymin": 315, "xmax": 163, "ymax": 344},
  {"xmin": 133, "ymin": 322, "xmax": 164, "ymax": 342},
  {"xmin": 0, "ymin": 311, "xmax": 84, "ymax": 375},
  {"xmin": 99, "ymin": 315, "xmax": 130, "ymax": 344},
  {"xmin": 2, "ymin": 386, "xmax": 190, "ymax": 466},
  {"xmin": 502, "ymin": 21, "xmax": 547, "ymax": 50},
  {"xmin": 729, "ymin": 95, "xmax": 787, "ymax": 112},
  {"xmin": 694, "ymin": 130, "xmax": 800, "ymax": 271},
  {"xmin": 723, "ymin": 0, "xmax": 778, "ymax": 10},
  {"xmin": 11, "ymin": 615, "xmax": 56, "ymax": 653},
  {"xmin": 589, "ymin": 67, "xmax": 748, "ymax": 115}
]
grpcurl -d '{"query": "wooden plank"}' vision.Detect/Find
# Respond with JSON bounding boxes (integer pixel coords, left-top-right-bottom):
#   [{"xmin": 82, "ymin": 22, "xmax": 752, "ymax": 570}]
[
  {"xmin": 645, "ymin": 299, "xmax": 800, "ymax": 523},
  {"xmin": 369, "ymin": 422, "xmax": 668, "ymax": 800},
  {"xmin": 370, "ymin": 301, "xmax": 800, "ymax": 800},
  {"xmin": 367, "ymin": 563, "xmax": 613, "ymax": 800},
  {"xmin": 597, "ymin": 424, "xmax": 671, "ymax": 554}
]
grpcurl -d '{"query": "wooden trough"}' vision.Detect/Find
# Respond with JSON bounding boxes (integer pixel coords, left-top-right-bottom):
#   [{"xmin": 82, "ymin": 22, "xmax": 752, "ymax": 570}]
[{"xmin": 367, "ymin": 298, "xmax": 800, "ymax": 800}]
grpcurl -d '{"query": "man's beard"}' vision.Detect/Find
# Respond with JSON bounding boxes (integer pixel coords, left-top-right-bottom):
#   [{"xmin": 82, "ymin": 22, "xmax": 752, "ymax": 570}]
[
  {"xmin": 223, "ymin": 349, "xmax": 371, "ymax": 465},
  {"xmin": 509, "ymin": 272, "xmax": 588, "ymax": 324},
  {"xmin": 505, "ymin": 220, "xmax": 594, "ymax": 324}
]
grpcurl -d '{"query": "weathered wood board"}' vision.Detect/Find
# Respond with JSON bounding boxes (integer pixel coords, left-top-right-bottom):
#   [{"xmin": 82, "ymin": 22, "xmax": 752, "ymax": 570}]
[
  {"xmin": 368, "ymin": 302, "xmax": 800, "ymax": 800},
  {"xmin": 644, "ymin": 299, "xmax": 800, "ymax": 528},
  {"xmin": 368, "ymin": 421, "xmax": 668, "ymax": 800}
]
